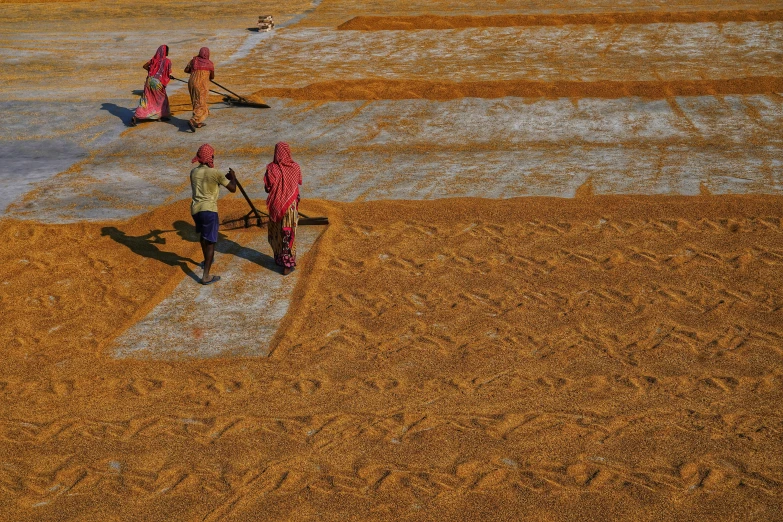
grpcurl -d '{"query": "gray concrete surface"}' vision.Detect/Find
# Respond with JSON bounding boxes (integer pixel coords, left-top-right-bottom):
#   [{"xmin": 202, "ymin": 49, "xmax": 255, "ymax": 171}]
[
  {"xmin": 2, "ymin": 1, "xmax": 780, "ymax": 358},
  {"xmin": 112, "ymin": 224, "xmax": 324, "ymax": 358},
  {"xmin": 235, "ymin": 22, "xmax": 783, "ymax": 88},
  {"xmin": 5, "ymin": 94, "xmax": 782, "ymax": 222},
  {"xmin": 2, "ymin": 19, "xmax": 782, "ymax": 221}
]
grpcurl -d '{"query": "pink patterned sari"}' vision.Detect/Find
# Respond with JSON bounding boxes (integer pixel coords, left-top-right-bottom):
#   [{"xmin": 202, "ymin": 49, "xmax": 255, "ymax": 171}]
[
  {"xmin": 134, "ymin": 45, "xmax": 172, "ymax": 120},
  {"xmin": 264, "ymin": 142, "xmax": 302, "ymax": 269}
]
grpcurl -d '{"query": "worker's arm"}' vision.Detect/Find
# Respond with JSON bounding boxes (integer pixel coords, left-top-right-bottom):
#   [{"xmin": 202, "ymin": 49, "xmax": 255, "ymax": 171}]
[
  {"xmin": 184, "ymin": 60, "xmax": 192, "ymax": 74},
  {"xmin": 143, "ymin": 61, "xmax": 150, "ymax": 71},
  {"xmin": 225, "ymin": 169, "xmax": 237, "ymax": 193},
  {"xmin": 209, "ymin": 70, "xmax": 215, "ymax": 81}
]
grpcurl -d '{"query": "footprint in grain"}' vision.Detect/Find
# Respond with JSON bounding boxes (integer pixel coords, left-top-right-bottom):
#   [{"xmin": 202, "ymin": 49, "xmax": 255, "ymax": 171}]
[
  {"xmin": 126, "ymin": 379, "xmax": 164, "ymax": 396},
  {"xmin": 292, "ymin": 379, "xmax": 321, "ymax": 395}
]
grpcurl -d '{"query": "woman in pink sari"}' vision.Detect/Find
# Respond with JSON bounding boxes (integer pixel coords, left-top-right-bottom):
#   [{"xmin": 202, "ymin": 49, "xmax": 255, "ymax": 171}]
[
  {"xmin": 264, "ymin": 142, "xmax": 302, "ymax": 275},
  {"xmin": 131, "ymin": 45, "xmax": 172, "ymax": 126}
]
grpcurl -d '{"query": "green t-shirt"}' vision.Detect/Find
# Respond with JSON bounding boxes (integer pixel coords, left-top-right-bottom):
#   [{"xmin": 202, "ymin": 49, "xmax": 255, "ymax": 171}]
[{"xmin": 190, "ymin": 165, "xmax": 229, "ymax": 214}]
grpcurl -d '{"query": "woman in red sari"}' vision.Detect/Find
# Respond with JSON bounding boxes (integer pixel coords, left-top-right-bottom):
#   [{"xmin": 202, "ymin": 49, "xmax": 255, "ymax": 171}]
[
  {"xmin": 264, "ymin": 142, "xmax": 302, "ymax": 275},
  {"xmin": 131, "ymin": 45, "xmax": 172, "ymax": 126}
]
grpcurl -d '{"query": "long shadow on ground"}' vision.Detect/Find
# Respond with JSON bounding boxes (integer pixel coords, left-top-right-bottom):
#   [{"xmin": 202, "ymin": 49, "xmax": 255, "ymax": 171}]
[
  {"xmin": 100, "ymin": 103, "xmax": 135, "ymax": 127},
  {"xmin": 169, "ymin": 115, "xmax": 196, "ymax": 133},
  {"xmin": 172, "ymin": 220, "xmax": 279, "ymax": 273},
  {"xmin": 100, "ymin": 102, "xmax": 193, "ymax": 131},
  {"xmin": 101, "ymin": 226, "xmax": 201, "ymax": 282}
]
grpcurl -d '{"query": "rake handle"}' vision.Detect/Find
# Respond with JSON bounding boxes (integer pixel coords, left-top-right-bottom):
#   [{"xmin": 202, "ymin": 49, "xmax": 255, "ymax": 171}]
[
  {"xmin": 235, "ymin": 178, "xmax": 267, "ymax": 221},
  {"xmin": 169, "ymin": 75, "xmax": 230, "ymax": 98},
  {"xmin": 234, "ymin": 177, "xmax": 329, "ymax": 226},
  {"xmin": 210, "ymin": 79, "xmax": 248, "ymax": 102}
]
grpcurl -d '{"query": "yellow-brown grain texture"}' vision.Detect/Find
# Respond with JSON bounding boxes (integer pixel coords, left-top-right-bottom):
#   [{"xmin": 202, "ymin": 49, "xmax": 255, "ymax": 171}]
[
  {"xmin": 252, "ymin": 77, "xmax": 783, "ymax": 101},
  {"xmin": 2, "ymin": 196, "xmax": 783, "ymax": 520},
  {"xmin": 338, "ymin": 10, "xmax": 783, "ymax": 30},
  {"xmin": 2, "ymin": 0, "xmax": 783, "ymax": 519}
]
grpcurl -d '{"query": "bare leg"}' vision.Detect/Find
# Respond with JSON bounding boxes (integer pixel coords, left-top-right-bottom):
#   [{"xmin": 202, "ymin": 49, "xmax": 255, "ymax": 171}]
[{"xmin": 201, "ymin": 237, "xmax": 216, "ymax": 282}]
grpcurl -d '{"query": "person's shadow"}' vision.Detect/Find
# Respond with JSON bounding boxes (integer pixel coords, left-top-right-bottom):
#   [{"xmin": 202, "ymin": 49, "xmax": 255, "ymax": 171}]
[
  {"xmin": 100, "ymin": 102, "xmax": 194, "ymax": 132},
  {"xmin": 101, "ymin": 227, "xmax": 201, "ymax": 282},
  {"xmin": 171, "ymin": 115, "xmax": 196, "ymax": 133},
  {"xmin": 173, "ymin": 220, "xmax": 278, "ymax": 272},
  {"xmin": 101, "ymin": 102, "xmax": 136, "ymax": 127}
]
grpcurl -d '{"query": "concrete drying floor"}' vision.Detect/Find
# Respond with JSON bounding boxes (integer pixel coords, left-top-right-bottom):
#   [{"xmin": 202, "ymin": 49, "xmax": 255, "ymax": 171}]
[
  {"xmin": 3, "ymin": 4, "xmax": 782, "ymax": 221},
  {"xmin": 1, "ymin": 0, "xmax": 782, "ymax": 358},
  {"xmin": 3, "ymin": 2, "xmax": 783, "ymax": 520},
  {"xmin": 112, "ymin": 224, "xmax": 324, "ymax": 358}
]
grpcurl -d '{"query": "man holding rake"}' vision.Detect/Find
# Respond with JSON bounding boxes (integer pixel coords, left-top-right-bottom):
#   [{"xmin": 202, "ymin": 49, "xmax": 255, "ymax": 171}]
[{"xmin": 189, "ymin": 143, "xmax": 237, "ymax": 284}]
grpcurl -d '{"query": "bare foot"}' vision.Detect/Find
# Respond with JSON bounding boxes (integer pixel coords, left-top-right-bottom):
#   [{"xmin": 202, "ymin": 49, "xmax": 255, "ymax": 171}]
[{"xmin": 283, "ymin": 267, "xmax": 292, "ymax": 276}]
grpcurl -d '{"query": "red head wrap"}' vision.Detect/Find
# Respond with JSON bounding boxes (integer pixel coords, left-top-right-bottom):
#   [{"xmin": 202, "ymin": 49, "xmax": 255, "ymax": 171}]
[
  {"xmin": 190, "ymin": 47, "xmax": 214, "ymax": 72},
  {"xmin": 148, "ymin": 45, "xmax": 171, "ymax": 84},
  {"xmin": 192, "ymin": 143, "xmax": 215, "ymax": 168},
  {"xmin": 264, "ymin": 142, "xmax": 302, "ymax": 223}
]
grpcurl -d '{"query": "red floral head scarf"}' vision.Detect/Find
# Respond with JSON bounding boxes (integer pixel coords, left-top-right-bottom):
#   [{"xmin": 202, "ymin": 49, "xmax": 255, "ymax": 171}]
[
  {"xmin": 192, "ymin": 143, "xmax": 215, "ymax": 168},
  {"xmin": 190, "ymin": 47, "xmax": 214, "ymax": 72},
  {"xmin": 148, "ymin": 45, "xmax": 169, "ymax": 77},
  {"xmin": 264, "ymin": 142, "xmax": 302, "ymax": 222}
]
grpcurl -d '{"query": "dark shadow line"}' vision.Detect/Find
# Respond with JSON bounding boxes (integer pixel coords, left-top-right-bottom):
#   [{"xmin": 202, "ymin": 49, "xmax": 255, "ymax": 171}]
[
  {"xmin": 172, "ymin": 220, "xmax": 279, "ymax": 272},
  {"xmin": 100, "ymin": 102, "xmax": 136, "ymax": 127},
  {"xmin": 101, "ymin": 226, "xmax": 201, "ymax": 282},
  {"xmin": 168, "ymin": 115, "xmax": 195, "ymax": 133},
  {"xmin": 101, "ymin": 102, "xmax": 194, "ymax": 131}
]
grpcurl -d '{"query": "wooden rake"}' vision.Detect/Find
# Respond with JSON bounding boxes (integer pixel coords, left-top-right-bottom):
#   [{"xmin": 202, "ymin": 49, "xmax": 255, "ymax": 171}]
[
  {"xmin": 169, "ymin": 76, "xmax": 271, "ymax": 109},
  {"xmin": 222, "ymin": 178, "xmax": 329, "ymax": 230}
]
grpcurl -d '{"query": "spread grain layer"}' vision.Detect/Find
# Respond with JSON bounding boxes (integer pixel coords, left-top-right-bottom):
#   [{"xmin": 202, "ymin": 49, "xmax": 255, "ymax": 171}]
[
  {"xmin": 0, "ymin": 0, "xmax": 88, "ymax": 3},
  {"xmin": 253, "ymin": 77, "xmax": 783, "ymax": 102},
  {"xmin": 2, "ymin": 195, "xmax": 782, "ymax": 521},
  {"xmin": 338, "ymin": 10, "xmax": 783, "ymax": 30}
]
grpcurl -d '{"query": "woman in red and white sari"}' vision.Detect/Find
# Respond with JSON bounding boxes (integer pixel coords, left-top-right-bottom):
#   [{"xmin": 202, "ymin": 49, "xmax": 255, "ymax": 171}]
[
  {"xmin": 264, "ymin": 142, "xmax": 302, "ymax": 275},
  {"xmin": 131, "ymin": 45, "xmax": 172, "ymax": 125}
]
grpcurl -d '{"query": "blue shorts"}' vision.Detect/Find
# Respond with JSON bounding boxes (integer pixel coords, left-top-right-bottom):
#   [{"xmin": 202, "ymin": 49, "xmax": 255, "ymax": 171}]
[{"xmin": 192, "ymin": 211, "xmax": 219, "ymax": 243}]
